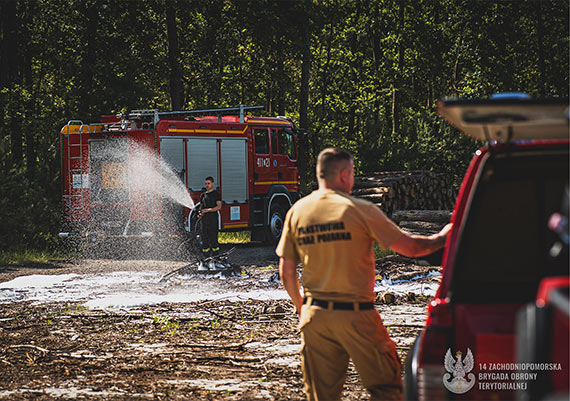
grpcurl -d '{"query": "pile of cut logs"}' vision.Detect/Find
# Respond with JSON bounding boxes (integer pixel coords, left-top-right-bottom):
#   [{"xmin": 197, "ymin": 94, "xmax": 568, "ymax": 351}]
[
  {"xmin": 353, "ymin": 171, "xmax": 456, "ymax": 235},
  {"xmin": 391, "ymin": 209, "xmax": 452, "ymax": 236},
  {"xmin": 353, "ymin": 171, "xmax": 457, "ymax": 216}
]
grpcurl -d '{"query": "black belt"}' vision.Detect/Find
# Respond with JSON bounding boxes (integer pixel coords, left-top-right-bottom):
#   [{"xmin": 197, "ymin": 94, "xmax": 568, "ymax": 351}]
[{"xmin": 303, "ymin": 298, "xmax": 374, "ymax": 310}]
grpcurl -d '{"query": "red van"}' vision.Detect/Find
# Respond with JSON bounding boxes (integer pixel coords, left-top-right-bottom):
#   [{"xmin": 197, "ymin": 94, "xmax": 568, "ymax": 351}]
[{"xmin": 404, "ymin": 94, "xmax": 569, "ymax": 401}]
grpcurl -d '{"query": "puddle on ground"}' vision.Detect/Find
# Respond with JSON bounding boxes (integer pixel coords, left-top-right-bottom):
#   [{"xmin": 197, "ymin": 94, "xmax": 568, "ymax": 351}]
[
  {"xmin": 0, "ymin": 379, "xmax": 273, "ymax": 399},
  {"xmin": 0, "ymin": 271, "xmax": 288, "ymax": 309},
  {"xmin": 264, "ymin": 356, "xmax": 300, "ymax": 367},
  {"xmin": 375, "ymin": 270, "xmax": 440, "ymax": 296},
  {"xmin": 163, "ymin": 378, "xmax": 274, "ymax": 398},
  {"xmin": 0, "ymin": 268, "xmax": 439, "ymax": 310},
  {"xmin": 125, "ymin": 338, "xmax": 301, "ymax": 368},
  {"xmin": 0, "ymin": 387, "xmax": 154, "ymax": 399},
  {"xmin": 245, "ymin": 341, "xmax": 300, "ymax": 355},
  {"xmin": 165, "ymin": 378, "xmax": 254, "ymax": 391}
]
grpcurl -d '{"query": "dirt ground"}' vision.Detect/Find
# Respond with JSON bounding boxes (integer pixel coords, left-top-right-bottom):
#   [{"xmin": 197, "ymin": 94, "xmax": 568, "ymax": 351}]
[{"xmin": 0, "ymin": 243, "xmax": 438, "ymax": 400}]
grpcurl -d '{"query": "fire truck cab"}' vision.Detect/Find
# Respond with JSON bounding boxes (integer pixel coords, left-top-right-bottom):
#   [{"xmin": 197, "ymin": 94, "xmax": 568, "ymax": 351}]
[{"xmin": 59, "ymin": 105, "xmax": 301, "ymax": 244}]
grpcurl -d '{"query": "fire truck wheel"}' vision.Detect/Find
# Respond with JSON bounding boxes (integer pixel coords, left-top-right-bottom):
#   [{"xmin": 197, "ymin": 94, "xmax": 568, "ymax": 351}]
[{"xmin": 268, "ymin": 203, "xmax": 286, "ymax": 244}]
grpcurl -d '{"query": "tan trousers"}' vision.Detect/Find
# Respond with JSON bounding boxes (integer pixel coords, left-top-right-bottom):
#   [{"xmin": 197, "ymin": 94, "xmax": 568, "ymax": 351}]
[{"xmin": 299, "ymin": 302, "xmax": 402, "ymax": 401}]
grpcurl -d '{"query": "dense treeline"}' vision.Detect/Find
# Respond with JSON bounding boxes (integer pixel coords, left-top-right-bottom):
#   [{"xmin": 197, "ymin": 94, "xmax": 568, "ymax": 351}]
[{"xmin": 0, "ymin": 0, "xmax": 568, "ymax": 250}]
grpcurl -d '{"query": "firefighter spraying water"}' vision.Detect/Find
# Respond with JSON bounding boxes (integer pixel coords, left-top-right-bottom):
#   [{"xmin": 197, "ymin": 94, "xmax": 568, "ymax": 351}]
[{"xmin": 59, "ymin": 105, "xmax": 301, "ymax": 248}]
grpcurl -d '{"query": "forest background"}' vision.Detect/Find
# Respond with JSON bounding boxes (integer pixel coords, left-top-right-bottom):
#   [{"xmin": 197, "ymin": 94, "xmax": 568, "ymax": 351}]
[{"xmin": 0, "ymin": 0, "xmax": 568, "ymax": 251}]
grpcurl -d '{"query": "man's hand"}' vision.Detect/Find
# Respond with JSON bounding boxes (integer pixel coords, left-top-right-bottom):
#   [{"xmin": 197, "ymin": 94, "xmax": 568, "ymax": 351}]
[{"xmin": 439, "ymin": 223, "xmax": 452, "ymax": 237}]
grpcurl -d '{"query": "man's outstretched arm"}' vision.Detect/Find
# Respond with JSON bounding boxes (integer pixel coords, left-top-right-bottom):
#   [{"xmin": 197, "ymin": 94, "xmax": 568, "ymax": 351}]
[{"xmin": 389, "ymin": 223, "xmax": 452, "ymax": 258}]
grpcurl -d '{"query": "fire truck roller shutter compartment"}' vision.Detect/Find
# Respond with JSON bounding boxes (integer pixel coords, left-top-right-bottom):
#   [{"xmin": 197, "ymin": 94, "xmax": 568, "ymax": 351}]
[
  {"xmin": 160, "ymin": 137, "xmax": 187, "ymax": 230},
  {"xmin": 187, "ymin": 139, "xmax": 219, "ymax": 191},
  {"xmin": 89, "ymin": 138, "xmax": 129, "ymax": 204},
  {"xmin": 220, "ymin": 139, "xmax": 248, "ymax": 204},
  {"xmin": 160, "ymin": 138, "xmax": 185, "ymax": 183},
  {"xmin": 88, "ymin": 138, "xmax": 130, "ymax": 233}
]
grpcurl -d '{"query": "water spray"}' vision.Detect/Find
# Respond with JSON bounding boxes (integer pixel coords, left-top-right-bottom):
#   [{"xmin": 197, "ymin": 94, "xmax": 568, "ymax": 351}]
[{"xmin": 64, "ymin": 139, "xmax": 199, "ymax": 259}]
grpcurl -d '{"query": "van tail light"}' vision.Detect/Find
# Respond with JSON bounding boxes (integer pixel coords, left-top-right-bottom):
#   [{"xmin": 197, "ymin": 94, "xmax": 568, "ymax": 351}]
[
  {"xmin": 426, "ymin": 297, "xmax": 452, "ymax": 327},
  {"xmin": 416, "ymin": 299, "xmax": 452, "ymax": 401}
]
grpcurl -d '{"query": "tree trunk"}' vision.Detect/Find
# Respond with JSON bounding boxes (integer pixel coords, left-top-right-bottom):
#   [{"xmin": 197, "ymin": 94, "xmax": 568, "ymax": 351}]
[
  {"xmin": 79, "ymin": 1, "xmax": 97, "ymax": 120},
  {"xmin": 275, "ymin": 39, "xmax": 285, "ymax": 116},
  {"xmin": 319, "ymin": 23, "xmax": 333, "ymax": 119},
  {"xmin": 22, "ymin": 1, "xmax": 36, "ymax": 177},
  {"xmin": 392, "ymin": 2, "xmax": 405, "ymax": 137},
  {"xmin": 9, "ymin": 112, "xmax": 23, "ymax": 166},
  {"xmin": 399, "ymin": 220, "xmax": 446, "ymax": 231},
  {"xmin": 0, "ymin": 1, "xmax": 23, "ymax": 165},
  {"xmin": 369, "ymin": 5, "xmax": 387, "ymax": 153},
  {"xmin": 0, "ymin": 1, "xmax": 19, "ymax": 89},
  {"xmin": 166, "ymin": 1, "xmax": 183, "ymax": 110},
  {"xmin": 347, "ymin": 104, "xmax": 356, "ymax": 140},
  {"xmin": 299, "ymin": 14, "xmax": 311, "ymax": 132},
  {"xmin": 370, "ymin": 8, "xmax": 382, "ymax": 132},
  {"xmin": 391, "ymin": 87, "xmax": 398, "ymax": 135},
  {"xmin": 298, "ymin": 6, "xmax": 311, "ymax": 185},
  {"xmin": 536, "ymin": 1, "xmax": 546, "ymax": 97},
  {"xmin": 391, "ymin": 210, "xmax": 452, "ymax": 224}
]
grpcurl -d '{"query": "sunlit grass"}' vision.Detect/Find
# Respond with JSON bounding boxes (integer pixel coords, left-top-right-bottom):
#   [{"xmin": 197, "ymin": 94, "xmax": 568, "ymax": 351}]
[
  {"xmin": 0, "ymin": 248, "xmax": 65, "ymax": 266},
  {"xmin": 218, "ymin": 231, "xmax": 251, "ymax": 244}
]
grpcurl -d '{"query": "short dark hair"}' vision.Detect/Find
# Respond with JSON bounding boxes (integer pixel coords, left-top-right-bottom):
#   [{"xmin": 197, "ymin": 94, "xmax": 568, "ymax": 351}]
[
  {"xmin": 205, "ymin": 176, "xmax": 214, "ymax": 182},
  {"xmin": 317, "ymin": 148, "xmax": 353, "ymax": 179}
]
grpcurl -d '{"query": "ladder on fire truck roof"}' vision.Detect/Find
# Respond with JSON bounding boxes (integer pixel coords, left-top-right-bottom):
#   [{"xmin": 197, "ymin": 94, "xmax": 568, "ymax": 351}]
[
  {"xmin": 126, "ymin": 105, "xmax": 265, "ymax": 125},
  {"xmin": 62, "ymin": 121, "xmax": 88, "ymax": 217}
]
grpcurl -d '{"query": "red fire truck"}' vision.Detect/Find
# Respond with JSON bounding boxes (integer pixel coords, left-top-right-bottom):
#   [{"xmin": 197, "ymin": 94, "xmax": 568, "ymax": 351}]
[{"xmin": 59, "ymin": 105, "xmax": 301, "ymax": 244}]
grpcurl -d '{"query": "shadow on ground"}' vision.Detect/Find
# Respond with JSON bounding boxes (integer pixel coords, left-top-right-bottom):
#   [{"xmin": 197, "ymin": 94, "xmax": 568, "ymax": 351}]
[
  {"xmin": 60, "ymin": 237, "xmax": 279, "ymax": 266},
  {"xmin": 0, "ymin": 262, "xmax": 66, "ymax": 274}
]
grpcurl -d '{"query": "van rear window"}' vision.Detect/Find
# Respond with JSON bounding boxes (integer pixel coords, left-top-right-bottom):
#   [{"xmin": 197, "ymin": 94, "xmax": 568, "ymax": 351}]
[{"xmin": 450, "ymin": 150, "xmax": 569, "ymax": 303}]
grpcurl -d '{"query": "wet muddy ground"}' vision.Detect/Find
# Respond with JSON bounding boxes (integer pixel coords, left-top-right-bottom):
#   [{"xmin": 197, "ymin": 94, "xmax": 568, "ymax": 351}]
[{"xmin": 0, "ymin": 244, "xmax": 438, "ymax": 400}]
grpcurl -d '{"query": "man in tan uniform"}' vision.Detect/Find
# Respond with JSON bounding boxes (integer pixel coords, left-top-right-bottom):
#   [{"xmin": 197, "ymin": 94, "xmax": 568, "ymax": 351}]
[{"xmin": 276, "ymin": 148, "xmax": 451, "ymax": 401}]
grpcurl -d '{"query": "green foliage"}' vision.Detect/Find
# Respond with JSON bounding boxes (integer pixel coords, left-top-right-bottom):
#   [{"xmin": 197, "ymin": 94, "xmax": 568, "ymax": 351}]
[
  {"xmin": 151, "ymin": 313, "xmax": 180, "ymax": 335},
  {"xmin": 374, "ymin": 243, "xmax": 395, "ymax": 260},
  {"xmin": 0, "ymin": 164, "xmax": 61, "ymax": 250},
  {"xmin": 0, "ymin": 248, "xmax": 63, "ymax": 266},
  {"xmin": 0, "ymin": 0, "xmax": 567, "ymax": 250}
]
